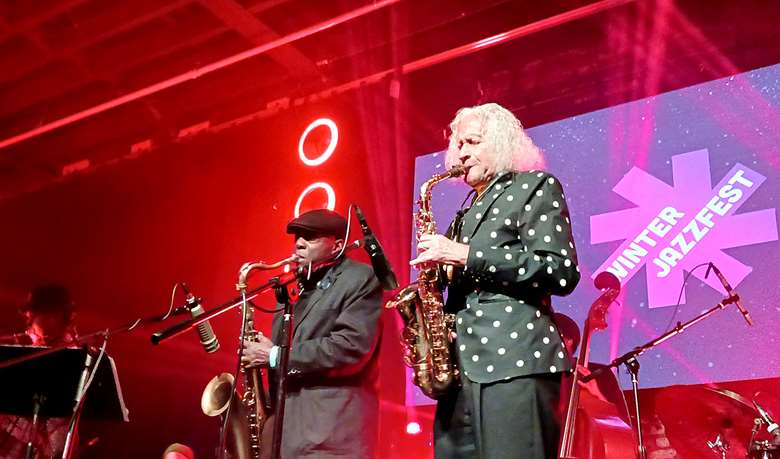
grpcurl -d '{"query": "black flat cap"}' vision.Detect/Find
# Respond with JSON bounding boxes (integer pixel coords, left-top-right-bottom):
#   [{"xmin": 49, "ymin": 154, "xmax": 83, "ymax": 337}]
[{"xmin": 286, "ymin": 209, "xmax": 348, "ymax": 239}]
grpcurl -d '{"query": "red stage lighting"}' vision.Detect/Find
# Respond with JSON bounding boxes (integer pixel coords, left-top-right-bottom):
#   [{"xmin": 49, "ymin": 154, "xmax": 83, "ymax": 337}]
[
  {"xmin": 405, "ymin": 421, "xmax": 422, "ymax": 435},
  {"xmin": 298, "ymin": 118, "xmax": 339, "ymax": 166},
  {"xmin": 294, "ymin": 182, "xmax": 336, "ymax": 217}
]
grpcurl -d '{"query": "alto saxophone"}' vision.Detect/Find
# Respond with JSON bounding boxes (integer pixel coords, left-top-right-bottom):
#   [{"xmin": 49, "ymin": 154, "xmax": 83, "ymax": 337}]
[{"xmin": 386, "ymin": 165, "xmax": 465, "ymax": 399}]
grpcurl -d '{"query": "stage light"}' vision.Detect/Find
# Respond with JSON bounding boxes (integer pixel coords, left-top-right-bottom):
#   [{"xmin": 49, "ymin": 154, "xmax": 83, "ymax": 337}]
[
  {"xmin": 298, "ymin": 118, "xmax": 338, "ymax": 166},
  {"xmin": 294, "ymin": 182, "xmax": 336, "ymax": 217},
  {"xmin": 405, "ymin": 422, "xmax": 422, "ymax": 435}
]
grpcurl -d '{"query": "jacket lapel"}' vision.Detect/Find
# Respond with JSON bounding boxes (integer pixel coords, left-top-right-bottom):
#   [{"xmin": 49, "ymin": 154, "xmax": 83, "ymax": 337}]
[
  {"xmin": 463, "ymin": 172, "xmax": 514, "ymax": 239},
  {"xmin": 292, "ymin": 261, "xmax": 344, "ymax": 334}
]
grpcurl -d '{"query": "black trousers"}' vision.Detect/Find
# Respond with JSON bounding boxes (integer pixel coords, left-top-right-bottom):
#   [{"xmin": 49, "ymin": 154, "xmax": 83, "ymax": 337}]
[{"xmin": 433, "ymin": 373, "xmax": 562, "ymax": 459}]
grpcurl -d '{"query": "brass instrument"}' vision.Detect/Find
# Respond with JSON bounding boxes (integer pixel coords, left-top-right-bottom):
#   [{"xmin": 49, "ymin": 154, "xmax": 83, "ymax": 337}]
[
  {"xmin": 201, "ymin": 372, "xmax": 252, "ymax": 459},
  {"xmin": 386, "ymin": 165, "xmax": 465, "ymax": 399},
  {"xmin": 201, "ymin": 255, "xmax": 295, "ymax": 459}
]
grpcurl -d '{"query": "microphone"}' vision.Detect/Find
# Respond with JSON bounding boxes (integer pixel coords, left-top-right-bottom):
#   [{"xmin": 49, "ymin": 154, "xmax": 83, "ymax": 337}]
[
  {"xmin": 181, "ymin": 284, "xmax": 220, "ymax": 353},
  {"xmin": 706, "ymin": 263, "xmax": 753, "ymax": 326},
  {"xmin": 354, "ymin": 205, "xmax": 399, "ymax": 291}
]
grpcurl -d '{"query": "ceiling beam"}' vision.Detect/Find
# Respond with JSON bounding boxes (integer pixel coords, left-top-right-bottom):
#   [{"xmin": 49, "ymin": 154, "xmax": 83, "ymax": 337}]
[
  {"xmin": 0, "ymin": 0, "xmax": 90, "ymax": 42},
  {"xmin": 198, "ymin": 0, "xmax": 319, "ymax": 79},
  {"xmin": 0, "ymin": 0, "xmax": 194, "ymax": 86},
  {"xmin": 0, "ymin": 0, "xmax": 400, "ymax": 151}
]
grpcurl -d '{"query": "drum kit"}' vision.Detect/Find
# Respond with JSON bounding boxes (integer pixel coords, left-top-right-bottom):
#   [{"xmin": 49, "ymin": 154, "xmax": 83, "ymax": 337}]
[
  {"xmin": 703, "ymin": 388, "xmax": 780, "ymax": 459},
  {"xmin": 654, "ymin": 386, "xmax": 780, "ymax": 459}
]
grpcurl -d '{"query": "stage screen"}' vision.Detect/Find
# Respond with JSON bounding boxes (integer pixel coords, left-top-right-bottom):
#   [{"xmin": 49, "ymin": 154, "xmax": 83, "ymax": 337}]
[{"xmin": 409, "ymin": 62, "xmax": 780, "ymax": 403}]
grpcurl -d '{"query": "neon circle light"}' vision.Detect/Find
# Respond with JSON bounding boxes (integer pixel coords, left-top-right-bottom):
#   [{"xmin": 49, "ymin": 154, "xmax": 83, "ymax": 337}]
[
  {"xmin": 298, "ymin": 118, "xmax": 338, "ymax": 166},
  {"xmin": 294, "ymin": 182, "xmax": 336, "ymax": 217}
]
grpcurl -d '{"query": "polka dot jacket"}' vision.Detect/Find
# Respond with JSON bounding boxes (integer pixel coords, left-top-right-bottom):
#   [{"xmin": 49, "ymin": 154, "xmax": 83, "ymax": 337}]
[{"xmin": 446, "ymin": 170, "xmax": 580, "ymax": 384}]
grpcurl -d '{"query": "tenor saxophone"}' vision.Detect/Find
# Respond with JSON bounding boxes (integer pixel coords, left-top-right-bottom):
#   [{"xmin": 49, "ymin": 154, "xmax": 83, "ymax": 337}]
[
  {"xmin": 237, "ymin": 257, "xmax": 294, "ymax": 459},
  {"xmin": 201, "ymin": 256, "xmax": 294, "ymax": 459},
  {"xmin": 386, "ymin": 165, "xmax": 465, "ymax": 399}
]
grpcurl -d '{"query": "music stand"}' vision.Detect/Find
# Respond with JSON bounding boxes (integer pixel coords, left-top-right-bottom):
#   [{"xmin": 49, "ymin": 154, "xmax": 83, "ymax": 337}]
[{"xmin": 0, "ymin": 345, "xmax": 128, "ymax": 457}]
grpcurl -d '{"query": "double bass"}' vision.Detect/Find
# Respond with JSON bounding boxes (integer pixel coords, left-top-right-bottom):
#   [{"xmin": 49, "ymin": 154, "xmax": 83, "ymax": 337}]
[{"xmin": 559, "ymin": 273, "xmax": 637, "ymax": 459}]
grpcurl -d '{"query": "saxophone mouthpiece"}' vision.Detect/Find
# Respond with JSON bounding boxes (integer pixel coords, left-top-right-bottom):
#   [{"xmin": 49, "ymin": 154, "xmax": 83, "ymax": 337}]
[{"xmin": 449, "ymin": 165, "xmax": 466, "ymax": 177}]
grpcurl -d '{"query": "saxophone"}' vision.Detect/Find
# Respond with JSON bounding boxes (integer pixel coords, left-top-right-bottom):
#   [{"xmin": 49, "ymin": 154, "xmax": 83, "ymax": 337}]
[
  {"xmin": 201, "ymin": 257, "xmax": 293, "ymax": 459},
  {"xmin": 386, "ymin": 165, "xmax": 465, "ymax": 399},
  {"xmin": 239, "ymin": 292, "xmax": 271, "ymax": 459},
  {"xmin": 236, "ymin": 258, "xmax": 293, "ymax": 459}
]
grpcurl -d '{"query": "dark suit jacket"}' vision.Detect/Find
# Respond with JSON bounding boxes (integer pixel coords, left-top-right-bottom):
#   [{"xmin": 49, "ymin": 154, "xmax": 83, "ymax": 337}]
[
  {"xmin": 271, "ymin": 257, "xmax": 382, "ymax": 458},
  {"xmin": 446, "ymin": 170, "xmax": 581, "ymax": 384}
]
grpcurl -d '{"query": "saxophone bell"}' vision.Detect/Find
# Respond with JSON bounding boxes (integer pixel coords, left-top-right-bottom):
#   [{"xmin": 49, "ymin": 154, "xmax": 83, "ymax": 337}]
[
  {"xmin": 201, "ymin": 372, "xmax": 236, "ymax": 417},
  {"xmin": 201, "ymin": 373, "xmax": 253, "ymax": 459}
]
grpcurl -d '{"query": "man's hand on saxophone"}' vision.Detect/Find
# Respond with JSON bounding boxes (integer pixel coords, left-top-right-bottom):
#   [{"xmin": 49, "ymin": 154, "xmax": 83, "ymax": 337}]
[
  {"xmin": 410, "ymin": 234, "xmax": 469, "ymax": 267},
  {"xmin": 241, "ymin": 332, "xmax": 275, "ymax": 368}
]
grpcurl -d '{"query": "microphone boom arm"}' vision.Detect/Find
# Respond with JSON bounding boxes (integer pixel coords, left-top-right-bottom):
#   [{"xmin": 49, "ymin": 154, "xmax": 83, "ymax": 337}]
[
  {"xmin": 582, "ymin": 294, "xmax": 748, "ymax": 383},
  {"xmin": 150, "ymin": 240, "xmax": 363, "ymax": 346}
]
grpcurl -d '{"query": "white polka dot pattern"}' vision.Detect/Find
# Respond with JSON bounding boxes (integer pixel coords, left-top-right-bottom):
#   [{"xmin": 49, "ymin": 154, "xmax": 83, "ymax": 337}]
[{"xmin": 449, "ymin": 170, "xmax": 578, "ymax": 382}]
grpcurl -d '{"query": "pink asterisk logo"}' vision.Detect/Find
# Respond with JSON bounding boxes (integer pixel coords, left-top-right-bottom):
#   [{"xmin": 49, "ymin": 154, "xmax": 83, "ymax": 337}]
[{"xmin": 591, "ymin": 149, "xmax": 778, "ymax": 308}]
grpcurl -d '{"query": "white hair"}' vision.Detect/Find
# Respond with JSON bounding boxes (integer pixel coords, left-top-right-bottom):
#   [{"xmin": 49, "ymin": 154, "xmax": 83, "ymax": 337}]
[{"xmin": 445, "ymin": 103, "xmax": 545, "ymax": 172}]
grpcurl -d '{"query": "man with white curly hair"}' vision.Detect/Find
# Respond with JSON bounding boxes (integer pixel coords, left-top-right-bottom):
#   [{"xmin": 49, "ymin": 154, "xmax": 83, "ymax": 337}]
[{"xmin": 411, "ymin": 103, "xmax": 581, "ymax": 459}]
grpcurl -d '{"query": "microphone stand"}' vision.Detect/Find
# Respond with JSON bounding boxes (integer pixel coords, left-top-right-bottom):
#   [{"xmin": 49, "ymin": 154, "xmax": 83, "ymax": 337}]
[
  {"xmin": 151, "ymin": 277, "xmax": 293, "ymax": 346},
  {"xmin": 150, "ymin": 240, "xmax": 363, "ymax": 346},
  {"xmin": 581, "ymin": 293, "xmax": 750, "ymax": 459},
  {"xmin": 271, "ymin": 280, "xmax": 292, "ymax": 459}
]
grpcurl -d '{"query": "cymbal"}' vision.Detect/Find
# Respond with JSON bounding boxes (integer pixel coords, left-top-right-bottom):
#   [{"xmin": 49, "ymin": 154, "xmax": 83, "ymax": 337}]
[
  {"xmin": 648, "ymin": 384, "xmax": 759, "ymax": 458},
  {"xmin": 703, "ymin": 386, "xmax": 757, "ymax": 413}
]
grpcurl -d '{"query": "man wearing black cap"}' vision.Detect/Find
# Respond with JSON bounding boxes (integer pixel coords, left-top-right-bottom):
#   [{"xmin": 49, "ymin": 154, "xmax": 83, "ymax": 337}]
[
  {"xmin": 242, "ymin": 208, "xmax": 383, "ymax": 458},
  {"xmin": 0, "ymin": 284, "xmax": 79, "ymax": 458}
]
